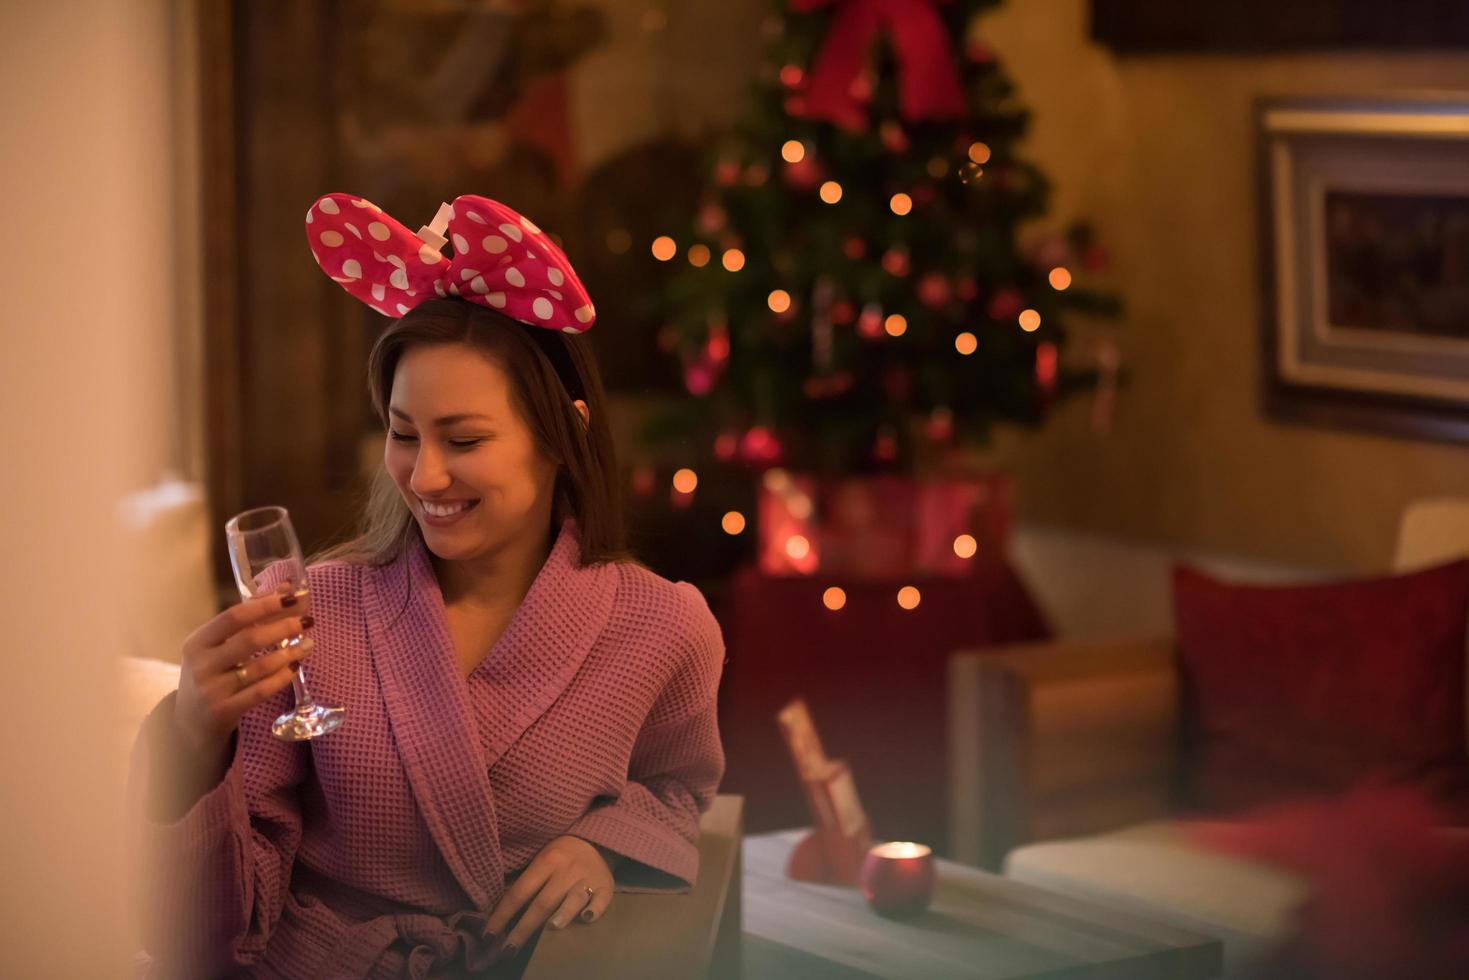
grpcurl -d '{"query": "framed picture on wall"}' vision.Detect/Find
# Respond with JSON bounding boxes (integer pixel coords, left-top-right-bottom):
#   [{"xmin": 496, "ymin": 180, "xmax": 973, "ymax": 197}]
[{"xmin": 1257, "ymin": 95, "xmax": 1469, "ymax": 444}]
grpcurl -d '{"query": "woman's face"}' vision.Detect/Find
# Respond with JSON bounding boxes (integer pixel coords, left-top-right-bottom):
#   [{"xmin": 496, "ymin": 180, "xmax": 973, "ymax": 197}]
[{"xmin": 384, "ymin": 342, "xmax": 558, "ymax": 562}]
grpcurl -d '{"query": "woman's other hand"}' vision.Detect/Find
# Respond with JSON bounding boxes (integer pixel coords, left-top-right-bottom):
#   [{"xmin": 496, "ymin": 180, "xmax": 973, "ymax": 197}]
[
  {"xmin": 485, "ymin": 835, "xmax": 617, "ymax": 957},
  {"xmin": 172, "ymin": 584, "xmax": 315, "ymax": 775}
]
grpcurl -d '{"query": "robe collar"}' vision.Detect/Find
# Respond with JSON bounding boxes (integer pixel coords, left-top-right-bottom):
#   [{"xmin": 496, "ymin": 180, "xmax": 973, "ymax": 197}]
[{"xmin": 362, "ymin": 518, "xmax": 619, "ymax": 908}]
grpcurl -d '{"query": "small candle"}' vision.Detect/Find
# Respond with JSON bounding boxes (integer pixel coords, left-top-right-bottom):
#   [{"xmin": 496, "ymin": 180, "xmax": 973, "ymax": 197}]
[{"xmin": 861, "ymin": 841, "xmax": 934, "ymax": 917}]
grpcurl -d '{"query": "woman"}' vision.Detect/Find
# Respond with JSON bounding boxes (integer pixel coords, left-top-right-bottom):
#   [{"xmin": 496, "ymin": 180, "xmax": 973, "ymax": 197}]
[{"xmin": 131, "ymin": 194, "xmax": 726, "ymax": 978}]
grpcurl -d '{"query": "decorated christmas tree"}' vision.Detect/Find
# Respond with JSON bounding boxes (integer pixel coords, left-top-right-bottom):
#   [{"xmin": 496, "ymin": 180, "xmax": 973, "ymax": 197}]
[{"xmin": 645, "ymin": 0, "xmax": 1122, "ymax": 475}]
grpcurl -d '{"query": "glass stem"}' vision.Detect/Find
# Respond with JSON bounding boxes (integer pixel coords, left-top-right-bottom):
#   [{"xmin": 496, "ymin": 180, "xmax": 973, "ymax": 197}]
[{"xmin": 292, "ymin": 663, "xmax": 317, "ymax": 710}]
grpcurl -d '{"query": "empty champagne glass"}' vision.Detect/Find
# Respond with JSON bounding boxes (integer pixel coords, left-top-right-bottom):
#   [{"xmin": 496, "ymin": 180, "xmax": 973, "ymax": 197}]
[{"xmin": 225, "ymin": 505, "xmax": 345, "ymax": 740}]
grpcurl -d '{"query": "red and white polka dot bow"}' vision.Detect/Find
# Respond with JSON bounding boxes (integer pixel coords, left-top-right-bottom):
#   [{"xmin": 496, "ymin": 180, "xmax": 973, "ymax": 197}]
[{"xmin": 305, "ymin": 193, "xmax": 596, "ymax": 333}]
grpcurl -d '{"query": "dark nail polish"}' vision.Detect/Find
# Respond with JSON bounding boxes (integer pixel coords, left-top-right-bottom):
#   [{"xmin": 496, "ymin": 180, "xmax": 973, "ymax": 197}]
[
  {"xmin": 580, "ymin": 909, "xmax": 594, "ymax": 922},
  {"xmin": 281, "ymin": 593, "xmax": 298, "ymax": 608},
  {"xmin": 300, "ymin": 615, "xmax": 315, "ymax": 629}
]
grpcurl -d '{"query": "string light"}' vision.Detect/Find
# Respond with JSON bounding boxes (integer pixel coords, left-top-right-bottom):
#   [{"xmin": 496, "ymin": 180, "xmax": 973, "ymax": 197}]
[
  {"xmin": 1019, "ymin": 309, "xmax": 1041, "ymax": 332},
  {"xmin": 781, "ymin": 140, "xmax": 806, "ymax": 163},
  {"xmin": 953, "ymin": 534, "xmax": 978, "ymax": 559},
  {"xmin": 606, "ymin": 228, "xmax": 632, "ymax": 254},
  {"xmin": 823, "ymin": 587, "xmax": 847, "ymax": 611},
  {"xmin": 768, "ymin": 289, "xmax": 792, "ymax": 314},
  {"xmin": 954, "ymin": 331, "xmax": 978, "ymax": 355},
  {"xmin": 820, "ymin": 181, "xmax": 843, "ymax": 204},
  {"xmin": 722, "ymin": 248, "xmax": 746, "ymax": 272},
  {"xmin": 1049, "ymin": 267, "xmax": 1072, "ymax": 290},
  {"xmin": 884, "ymin": 314, "xmax": 908, "ymax": 337},
  {"xmin": 889, "ymin": 193, "xmax": 913, "ymax": 216},
  {"xmin": 785, "ymin": 534, "xmax": 811, "ymax": 560},
  {"xmin": 672, "ymin": 468, "xmax": 698, "ymax": 493},
  {"xmin": 897, "ymin": 585, "xmax": 921, "ymax": 610},
  {"xmin": 722, "ymin": 511, "xmax": 746, "ymax": 535},
  {"xmin": 688, "ymin": 243, "xmax": 711, "ymax": 267},
  {"xmin": 651, "ymin": 236, "xmax": 676, "ymax": 261},
  {"xmin": 968, "ymin": 142, "xmax": 992, "ymax": 164}
]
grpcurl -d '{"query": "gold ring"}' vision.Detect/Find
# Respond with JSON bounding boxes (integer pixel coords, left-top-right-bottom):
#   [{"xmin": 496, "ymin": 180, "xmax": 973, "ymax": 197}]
[
  {"xmin": 234, "ymin": 664, "xmax": 249, "ymax": 691},
  {"xmin": 584, "ymin": 885, "xmax": 595, "ymax": 898}
]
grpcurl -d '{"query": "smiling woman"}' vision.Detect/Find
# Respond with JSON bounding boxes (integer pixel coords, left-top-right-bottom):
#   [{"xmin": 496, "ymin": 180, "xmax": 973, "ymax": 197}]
[{"xmin": 131, "ymin": 199, "xmax": 727, "ymax": 979}]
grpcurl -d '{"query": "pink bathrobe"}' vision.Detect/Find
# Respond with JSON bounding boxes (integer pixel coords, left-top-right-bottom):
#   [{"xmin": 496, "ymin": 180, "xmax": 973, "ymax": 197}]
[{"xmin": 131, "ymin": 521, "xmax": 726, "ymax": 978}]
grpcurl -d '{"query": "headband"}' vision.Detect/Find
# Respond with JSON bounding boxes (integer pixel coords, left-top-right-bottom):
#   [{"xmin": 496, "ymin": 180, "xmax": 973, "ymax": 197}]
[{"xmin": 305, "ymin": 193, "xmax": 596, "ymax": 334}]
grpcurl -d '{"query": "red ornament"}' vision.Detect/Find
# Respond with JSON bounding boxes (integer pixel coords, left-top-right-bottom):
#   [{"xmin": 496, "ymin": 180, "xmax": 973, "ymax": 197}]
[
  {"xmin": 880, "ymin": 121, "xmax": 909, "ymax": 153},
  {"xmin": 857, "ymin": 303, "xmax": 884, "ymax": 338},
  {"xmin": 843, "ymin": 236, "xmax": 867, "ymax": 260},
  {"xmin": 1035, "ymin": 342, "xmax": 1059, "ymax": 396},
  {"xmin": 872, "ymin": 426, "xmax": 899, "ymax": 464},
  {"xmin": 956, "ymin": 276, "xmax": 978, "ymax": 301},
  {"xmin": 783, "ymin": 154, "xmax": 824, "ymax": 190},
  {"xmin": 707, "ymin": 320, "xmax": 730, "ymax": 362},
  {"xmin": 832, "ymin": 299, "xmax": 856, "ymax": 324},
  {"xmin": 740, "ymin": 426, "xmax": 784, "ymax": 465},
  {"xmin": 881, "ymin": 247, "xmax": 910, "ymax": 277},
  {"xmin": 1032, "ymin": 234, "xmax": 1069, "ymax": 269},
  {"xmin": 848, "ymin": 70, "xmax": 875, "ymax": 103},
  {"xmin": 697, "ymin": 203, "xmax": 727, "ymax": 234},
  {"xmin": 715, "ymin": 159, "xmax": 742, "ymax": 186},
  {"xmin": 926, "ymin": 406, "xmax": 954, "ymax": 442},
  {"xmin": 630, "ymin": 466, "xmax": 656, "ymax": 496},
  {"xmin": 780, "ymin": 64, "xmax": 805, "ymax": 88},
  {"xmin": 714, "ymin": 429, "xmax": 740, "ymax": 461},
  {"xmin": 987, "ymin": 288, "xmax": 1022, "ymax": 321},
  {"xmin": 684, "ymin": 361, "xmax": 716, "ymax": 395},
  {"xmin": 917, "ymin": 272, "xmax": 950, "ymax": 308}
]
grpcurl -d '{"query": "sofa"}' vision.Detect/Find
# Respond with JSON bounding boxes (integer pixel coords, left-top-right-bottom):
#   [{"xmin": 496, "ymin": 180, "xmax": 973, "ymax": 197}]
[{"xmin": 947, "ymin": 500, "xmax": 1469, "ymax": 972}]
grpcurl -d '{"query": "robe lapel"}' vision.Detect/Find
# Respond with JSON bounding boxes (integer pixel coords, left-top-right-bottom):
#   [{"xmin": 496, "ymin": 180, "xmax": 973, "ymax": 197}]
[
  {"xmin": 364, "ymin": 534, "xmax": 502, "ymax": 910},
  {"xmin": 362, "ymin": 520, "xmax": 618, "ymax": 909},
  {"xmin": 467, "ymin": 520, "xmax": 618, "ymax": 768}
]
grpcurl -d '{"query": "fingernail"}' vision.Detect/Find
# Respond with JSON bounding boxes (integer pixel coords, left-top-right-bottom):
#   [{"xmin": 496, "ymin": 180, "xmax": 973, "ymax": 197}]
[
  {"xmin": 550, "ymin": 915, "xmax": 565, "ymax": 929},
  {"xmin": 296, "ymin": 637, "xmax": 315, "ymax": 654},
  {"xmin": 503, "ymin": 944, "xmax": 518, "ymax": 958},
  {"xmin": 281, "ymin": 593, "xmax": 298, "ymax": 608},
  {"xmin": 580, "ymin": 909, "xmax": 594, "ymax": 922},
  {"xmin": 300, "ymin": 615, "xmax": 315, "ymax": 629}
]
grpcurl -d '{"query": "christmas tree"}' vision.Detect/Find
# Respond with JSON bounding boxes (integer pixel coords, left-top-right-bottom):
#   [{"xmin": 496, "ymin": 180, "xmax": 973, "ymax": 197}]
[{"xmin": 646, "ymin": 0, "xmax": 1121, "ymax": 475}]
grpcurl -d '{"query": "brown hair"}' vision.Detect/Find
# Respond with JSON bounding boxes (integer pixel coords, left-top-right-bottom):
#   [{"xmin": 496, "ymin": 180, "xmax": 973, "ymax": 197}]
[{"xmin": 314, "ymin": 298, "xmax": 628, "ymax": 568}]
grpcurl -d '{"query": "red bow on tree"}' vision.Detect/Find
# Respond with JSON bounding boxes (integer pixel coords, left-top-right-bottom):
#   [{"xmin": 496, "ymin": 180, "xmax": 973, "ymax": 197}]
[{"xmin": 789, "ymin": 0, "xmax": 966, "ymax": 131}]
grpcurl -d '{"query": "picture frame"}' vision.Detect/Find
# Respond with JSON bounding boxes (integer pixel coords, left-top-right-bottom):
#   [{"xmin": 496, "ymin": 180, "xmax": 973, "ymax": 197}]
[{"xmin": 1257, "ymin": 95, "xmax": 1469, "ymax": 444}]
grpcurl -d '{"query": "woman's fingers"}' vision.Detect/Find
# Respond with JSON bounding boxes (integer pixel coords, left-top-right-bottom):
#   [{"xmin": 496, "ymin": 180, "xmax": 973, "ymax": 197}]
[
  {"xmin": 502, "ymin": 870, "xmax": 583, "ymax": 951},
  {"xmin": 578, "ymin": 882, "xmax": 611, "ymax": 924},
  {"xmin": 188, "ymin": 585, "xmax": 308, "ymax": 651},
  {"xmin": 217, "ymin": 653, "xmax": 309, "ymax": 718},
  {"xmin": 485, "ymin": 864, "xmax": 548, "ymax": 940},
  {"xmin": 202, "ymin": 613, "xmax": 315, "ymax": 675}
]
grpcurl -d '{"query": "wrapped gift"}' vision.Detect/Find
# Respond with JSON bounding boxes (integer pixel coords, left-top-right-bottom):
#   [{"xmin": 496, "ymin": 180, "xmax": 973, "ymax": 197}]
[{"xmin": 758, "ymin": 472, "xmax": 1012, "ymax": 578}]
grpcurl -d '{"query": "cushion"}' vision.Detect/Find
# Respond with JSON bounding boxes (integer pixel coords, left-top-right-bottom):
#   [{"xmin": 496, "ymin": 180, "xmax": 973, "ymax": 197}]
[
  {"xmin": 1005, "ymin": 820, "xmax": 1308, "ymax": 971},
  {"xmin": 1173, "ymin": 560, "xmax": 1469, "ymax": 819}
]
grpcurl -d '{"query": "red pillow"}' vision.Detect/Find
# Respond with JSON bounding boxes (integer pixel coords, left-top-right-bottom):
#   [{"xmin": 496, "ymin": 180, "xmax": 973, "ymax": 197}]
[{"xmin": 1173, "ymin": 560, "xmax": 1469, "ymax": 819}]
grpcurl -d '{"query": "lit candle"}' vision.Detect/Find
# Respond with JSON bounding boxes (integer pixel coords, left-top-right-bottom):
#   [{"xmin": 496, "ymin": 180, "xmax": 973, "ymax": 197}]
[{"xmin": 861, "ymin": 841, "xmax": 934, "ymax": 917}]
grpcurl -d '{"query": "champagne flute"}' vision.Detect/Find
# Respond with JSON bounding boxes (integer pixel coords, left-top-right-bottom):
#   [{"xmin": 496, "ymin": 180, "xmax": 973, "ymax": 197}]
[{"xmin": 225, "ymin": 505, "xmax": 345, "ymax": 740}]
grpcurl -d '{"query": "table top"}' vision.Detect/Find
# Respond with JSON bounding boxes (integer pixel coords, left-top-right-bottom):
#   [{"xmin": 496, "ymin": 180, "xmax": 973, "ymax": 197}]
[{"xmin": 742, "ymin": 829, "xmax": 1223, "ymax": 980}]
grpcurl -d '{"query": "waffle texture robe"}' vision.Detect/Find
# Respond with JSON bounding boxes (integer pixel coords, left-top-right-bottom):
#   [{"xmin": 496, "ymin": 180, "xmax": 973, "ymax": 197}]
[{"xmin": 130, "ymin": 521, "xmax": 726, "ymax": 978}]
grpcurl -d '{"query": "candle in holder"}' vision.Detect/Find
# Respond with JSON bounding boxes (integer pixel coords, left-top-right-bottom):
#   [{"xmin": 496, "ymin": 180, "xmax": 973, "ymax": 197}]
[{"xmin": 861, "ymin": 841, "xmax": 935, "ymax": 917}]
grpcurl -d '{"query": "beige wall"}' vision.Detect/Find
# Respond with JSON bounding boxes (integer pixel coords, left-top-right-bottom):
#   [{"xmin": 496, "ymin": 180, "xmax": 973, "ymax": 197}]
[
  {"xmin": 0, "ymin": 0, "xmax": 185, "ymax": 972},
  {"xmin": 978, "ymin": 0, "xmax": 1469, "ymax": 572}
]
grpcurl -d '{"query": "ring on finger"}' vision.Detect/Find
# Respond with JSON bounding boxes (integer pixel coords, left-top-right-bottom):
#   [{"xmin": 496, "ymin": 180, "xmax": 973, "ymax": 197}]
[{"xmin": 234, "ymin": 663, "xmax": 249, "ymax": 691}]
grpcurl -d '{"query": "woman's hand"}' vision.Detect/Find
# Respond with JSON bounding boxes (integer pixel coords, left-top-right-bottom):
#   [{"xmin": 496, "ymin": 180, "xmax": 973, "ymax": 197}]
[
  {"xmin": 485, "ymin": 835, "xmax": 617, "ymax": 956},
  {"xmin": 173, "ymin": 584, "xmax": 315, "ymax": 772}
]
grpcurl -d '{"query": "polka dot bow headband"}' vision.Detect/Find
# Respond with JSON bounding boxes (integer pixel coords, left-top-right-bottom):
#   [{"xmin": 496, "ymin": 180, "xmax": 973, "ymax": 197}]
[{"xmin": 305, "ymin": 193, "xmax": 596, "ymax": 333}]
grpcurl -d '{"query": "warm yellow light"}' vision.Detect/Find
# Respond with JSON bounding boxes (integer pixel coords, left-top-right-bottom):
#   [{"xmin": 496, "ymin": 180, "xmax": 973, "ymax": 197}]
[
  {"xmin": 1019, "ymin": 309, "xmax": 1041, "ymax": 332},
  {"xmin": 672, "ymin": 468, "xmax": 698, "ymax": 493},
  {"xmin": 953, "ymin": 534, "xmax": 978, "ymax": 559},
  {"xmin": 823, "ymin": 586, "xmax": 847, "ymax": 611},
  {"xmin": 722, "ymin": 248, "xmax": 746, "ymax": 272},
  {"xmin": 786, "ymin": 534, "xmax": 811, "ymax": 561},
  {"xmin": 889, "ymin": 193, "xmax": 913, "ymax": 216},
  {"xmin": 722, "ymin": 511, "xmax": 746, "ymax": 535},
  {"xmin": 968, "ymin": 142, "xmax": 991, "ymax": 165},
  {"xmin": 955, "ymin": 331, "xmax": 978, "ymax": 355},
  {"xmin": 1049, "ymin": 267, "xmax": 1072, "ymax": 290},
  {"xmin": 768, "ymin": 289, "xmax": 792, "ymax": 314},
  {"xmin": 884, "ymin": 314, "xmax": 907, "ymax": 337},
  {"xmin": 688, "ymin": 243, "xmax": 711, "ymax": 267},
  {"xmin": 897, "ymin": 585, "xmax": 921, "ymax": 610},
  {"xmin": 651, "ymin": 236, "xmax": 677, "ymax": 261},
  {"xmin": 781, "ymin": 140, "xmax": 806, "ymax": 163},
  {"xmin": 819, "ymin": 181, "xmax": 843, "ymax": 204}
]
